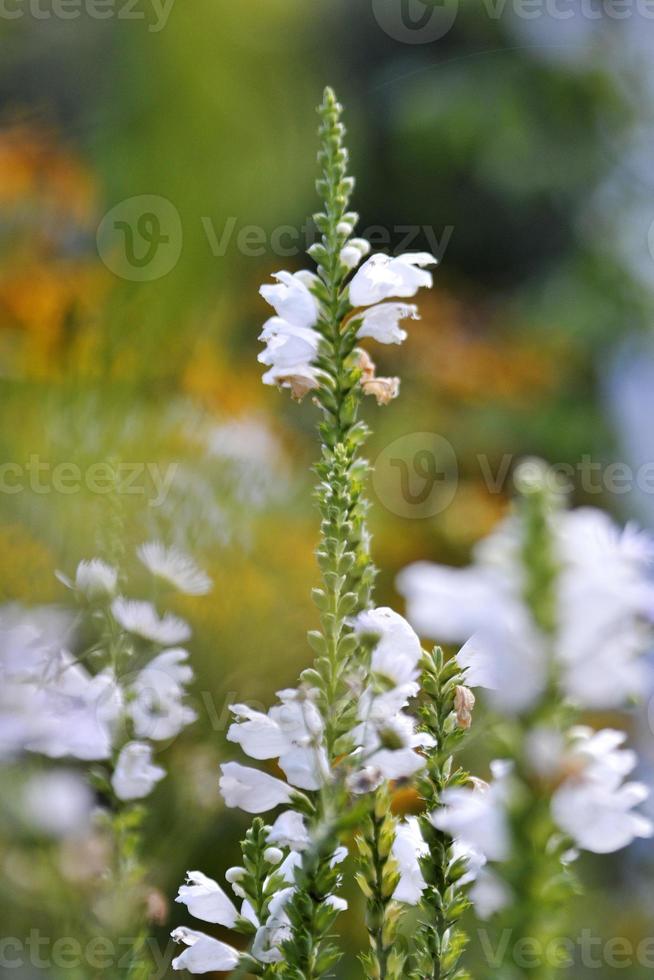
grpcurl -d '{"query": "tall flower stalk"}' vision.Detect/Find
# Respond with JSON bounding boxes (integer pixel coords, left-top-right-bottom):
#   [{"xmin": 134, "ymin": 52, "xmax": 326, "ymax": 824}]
[{"xmin": 171, "ymin": 87, "xmax": 468, "ymax": 979}]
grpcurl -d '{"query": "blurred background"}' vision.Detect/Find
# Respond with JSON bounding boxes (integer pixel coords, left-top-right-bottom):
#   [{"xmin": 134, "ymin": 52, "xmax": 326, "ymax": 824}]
[{"xmin": 2, "ymin": 0, "xmax": 654, "ymax": 975}]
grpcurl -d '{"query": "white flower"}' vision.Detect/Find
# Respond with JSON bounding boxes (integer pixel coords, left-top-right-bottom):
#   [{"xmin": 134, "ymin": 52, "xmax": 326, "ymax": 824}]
[
  {"xmin": 74, "ymin": 559, "xmax": 118, "ymax": 598},
  {"xmin": 457, "ymin": 614, "xmax": 548, "ymax": 715},
  {"xmin": 268, "ymin": 810, "xmax": 310, "ymax": 851},
  {"xmin": 432, "ymin": 765, "xmax": 511, "ymax": 862},
  {"xmin": 260, "ymin": 270, "xmax": 320, "ymax": 330},
  {"xmin": 24, "ymin": 659, "xmax": 122, "ymax": 762},
  {"xmin": 398, "ymin": 505, "xmax": 654, "ymax": 713},
  {"xmin": 261, "ymin": 363, "xmax": 321, "ymax": 399},
  {"xmin": 175, "ymin": 871, "xmax": 239, "ymax": 927},
  {"xmin": 392, "ymin": 817, "xmax": 428, "ymax": 905},
  {"xmin": 353, "ymin": 606, "xmax": 423, "ymax": 687},
  {"xmin": 227, "ymin": 689, "xmax": 327, "ymax": 790},
  {"xmin": 129, "ymin": 649, "xmax": 196, "ymax": 742},
  {"xmin": 278, "ymin": 745, "xmax": 330, "ymax": 791},
  {"xmin": 469, "ymin": 869, "xmax": 512, "ymax": 920},
  {"xmin": 227, "ymin": 704, "xmax": 291, "ymax": 760},
  {"xmin": 258, "ymin": 319, "xmax": 321, "ymax": 369},
  {"xmin": 171, "ymin": 927, "xmax": 240, "ymax": 973},
  {"xmin": 112, "ymin": 742, "xmax": 165, "ymax": 801},
  {"xmin": 551, "ymin": 728, "xmax": 654, "ymax": 854},
  {"xmin": 450, "ymin": 838, "xmax": 487, "ymax": 886},
  {"xmin": 219, "ymin": 762, "xmax": 293, "ymax": 814},
  {"xmin": 396, "ymin": 561, "xmax": 512, "ymax": 645},
  {"xmin": 111, "ymin": 598, "xmax": 191, "ymax": 645},
  {"xmin": 348, "ymin": 252, "xmax": 437, "ymax": 307},
  {"xmin": 138, "ymin": 543, "xmax": 212, "ymax": 596},
  {"xmin": 354, "ymin": 302, "xmax": 419, "ymax": 345},
  {"xmin": 22, "ymin": 769, "xmax": 94, "ymax": 838},
  {"xmin": 340, "ymin": 237, "xmax": 371, "ymax": 270}
]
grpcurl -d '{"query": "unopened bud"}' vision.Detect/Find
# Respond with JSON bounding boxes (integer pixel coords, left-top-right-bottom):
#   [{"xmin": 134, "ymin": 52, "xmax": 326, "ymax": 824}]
[
  {"xmin": 225, "ymin": 865, "xmax": 246, "ymax": 883},
  {"xmin": 263, "ymin": 846, "xmax": 283, "ymax": 866},
  {"xmin": 454, "ymin": 685, "xmax": 475, "ymax": 729}
]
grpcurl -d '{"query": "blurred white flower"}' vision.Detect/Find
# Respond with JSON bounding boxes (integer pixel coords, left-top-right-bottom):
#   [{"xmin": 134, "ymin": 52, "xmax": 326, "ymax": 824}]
[
  {"xmin": 432, "ymin": 764, "xmax": 511, "ymax": 863},
  {"xmin": 469, "ymin": 869, "xmax": 512, "ymax": 920},
  {"xmin": 128, "ymin": 649, "xmax": 196, "ymax": 742},
  {"xmin": 175, "ymin": 871, "xmax": 239, "ymax": 927},
  {"xmin": 112, "ymin": 742, "xmax": 165, "ymax": 801},
  {"xmin": 268, "ymin": 810, "xmax": 310, "ymax": 851},
  {"xmin": 219, "ymin": 762, "xmax": 293, "ymax": 814},
  {"xmin": 392, "ymin": 816, "xmax": 428, "ymax": 905},
  {"xmin": 354, "ymin": 302, "xmax": 419, "ymax": 345},
  {"xmin": 111, "ymin": 598, "xmax": 191, "ymax": 645},
  {"xmin": 348, "ymin": 252, "xmax": 437, "ymax": 307},
  {"xmin": 551, "ymin": 728, "xmax": 653, "ymax": 854},
  {"xmin": 138, "ymin": 543, "xmax": 212, "ymax": 596},
  {"xmin": 398, "ymin": 506, "xmax": 654, "ymax": 712},
  {"xmin": 171, "ymin": 928, "xmax": 240, "ymax": 973},
  {"xmin": 74, "ymin": 559, "xmax": 118, "ymax": 599},
  {"xmin": 22, "ymin": 769, "xmax": 94, "ymax": 838}
]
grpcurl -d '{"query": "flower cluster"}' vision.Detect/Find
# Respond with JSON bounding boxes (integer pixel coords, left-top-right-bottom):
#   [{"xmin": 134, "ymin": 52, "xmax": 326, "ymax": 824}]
[
  {"xmin": 258, "ymin": 247, "xmax": 435, "ymax": 403},
  {"xmin": 1, "ymin": 542, "xmax": 209, "ymax": 799},
  {"xmin": 398, "ymin": 463, "xmax": 654, "ymax": 941},
  {"xmin": 398, "ymin": 499, "xmax": 654, "ymax": 715}
]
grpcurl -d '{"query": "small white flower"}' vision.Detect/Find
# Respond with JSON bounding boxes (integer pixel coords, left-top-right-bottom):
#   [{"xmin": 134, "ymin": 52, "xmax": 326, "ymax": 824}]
[
  {"xmin": 129, "ymin": 649, "xmax": 196, "ymax": 742},
  {"xmin": 264, "ymin": 846, "xmax": 284, "ymax": 865},
  {"xmin": 258, "ymin": 319, "xmax": 321, "ymax": 370},
  {"xmin": 74, "ymin": 559, "xmax": 118, "ymax": 599},
  {"xmin": 138, "ymin": 543, "xmax": 212, "ymax": 596},
  {"xmin": 469, "ymin": 869, "xmax": 512, "ymax": 920},
  {"xmin": 227, "ymin": 704, "xmax": 291, "ymax": 759},
  {"xmin": 340, "ymin": 237, "xmax": 371, "ymax": 270},
  {"xmin": 112, "ymin": 741, "xmax": 165, "ymax": 801},
  {"xmin": 219, "ymin": 762, "xmax": 293, "ymax": 814},
  {"xmin": 267, "ymin": 810, "xmax": 310, "ymax": 851},
  {"xmin": 111, "ymin": 597, "xmax": 191, "ymax": 645},
  {"xmin": 171, "ymin": 927, "xmax": 240, "ymax": 973},
  {"xmin": 175, "ymin": 871, "xmax": 239, "ymax": 927},
  {"xmin": 260, "ymin": 270, "xmax": 320, "ymax": 329},
  {"xmin": 22, "ymin": 769, "xmax": 94, "ymax": 838},
  {"xmin": 278, "ymin": 745, "xmax": 330, "ymax": 791},
  {"xmin": 432, "ymin": 766, "xmax": 511, "ymax": 863},
  {"xmin": 348, "ymin": 252, "xmax": 437, "ymax": 307},
  {"xmin": 392, "ymin": 817, "xmax": 428, "ymax": 905},
  {"xmin": 353, "ymin": 606, "xmax": 423, "ymax": 687},
  {"xmin": 355, "ymin": 302, "xmax": 419, "ymax": 345},
  {"xmin": 551, "ymin": 728, "xmax": 654, "ymax": 854}
]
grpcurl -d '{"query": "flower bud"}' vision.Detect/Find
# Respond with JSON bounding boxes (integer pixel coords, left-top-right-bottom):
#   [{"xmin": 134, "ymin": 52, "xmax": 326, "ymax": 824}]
[
  {"xmin": 263, "ymin": 846, "xmax": 284, "ymax": 866},
  {"xmin": 454, "ymin": 685, "xmax": 475, "ymax": 730},
  {"xmin": 225, "ymin": 865, "xmax": 246, "ymax": 883}
]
